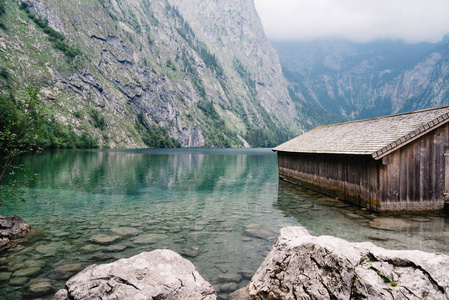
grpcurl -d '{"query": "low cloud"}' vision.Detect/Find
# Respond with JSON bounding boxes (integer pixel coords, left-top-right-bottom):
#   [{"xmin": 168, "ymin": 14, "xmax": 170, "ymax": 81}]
[{"xmin": 254, "ymin": 0, "xmax": 449, "ymax": 43}]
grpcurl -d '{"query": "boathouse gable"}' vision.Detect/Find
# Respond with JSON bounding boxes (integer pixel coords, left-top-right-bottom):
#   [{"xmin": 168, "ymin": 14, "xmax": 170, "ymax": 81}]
[{"xmin": 274, "ymin": 106, "xmax": 449, "ymax": 212}]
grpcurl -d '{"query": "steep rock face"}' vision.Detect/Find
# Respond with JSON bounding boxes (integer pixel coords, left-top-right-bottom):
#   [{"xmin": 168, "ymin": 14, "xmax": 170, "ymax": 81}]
[
  {"xmin": 169, "ymin": 0, "xmax": 295, "ymax": 122},
  {"xmin": 0, "ymin": 0, "xmax": 299, "ymax": 148},
  {"xmin": 238, "ymin": 227, "xmax": 449, "ymax": 299}
]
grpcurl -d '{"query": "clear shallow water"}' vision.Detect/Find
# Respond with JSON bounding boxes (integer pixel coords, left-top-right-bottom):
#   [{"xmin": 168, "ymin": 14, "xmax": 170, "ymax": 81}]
[{"xmin": 0, "ymin": 148, "xmax": 448, "ymax": 299}]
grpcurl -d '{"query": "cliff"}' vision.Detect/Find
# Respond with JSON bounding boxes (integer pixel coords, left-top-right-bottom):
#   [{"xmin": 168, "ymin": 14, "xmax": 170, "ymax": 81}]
[{"xmin": 0, "ymin": 0, "xmax": 300, "ymax": 148}]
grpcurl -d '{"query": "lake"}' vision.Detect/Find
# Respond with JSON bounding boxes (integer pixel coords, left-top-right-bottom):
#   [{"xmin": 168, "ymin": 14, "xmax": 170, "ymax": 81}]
[{"xmin": 0, "ymin": 148, "xmax": 448, "ymax": 299}]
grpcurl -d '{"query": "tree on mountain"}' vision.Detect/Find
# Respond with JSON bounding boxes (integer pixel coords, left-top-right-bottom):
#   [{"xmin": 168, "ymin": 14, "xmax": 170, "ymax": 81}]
[{"xmin": 0, "ymin": 86, "xmax": 44, "ymax": 206}]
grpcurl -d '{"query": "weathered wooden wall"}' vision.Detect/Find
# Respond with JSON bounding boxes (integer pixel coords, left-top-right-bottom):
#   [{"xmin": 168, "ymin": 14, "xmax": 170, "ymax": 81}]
[
  {"xmin": 277, "ymin": 122, "xmax": 449, "ymax": 212},
  {"xmin": 378, "ymin": 122, "xmax": 449, "ymax": 212},
  {"xmin": 277, "ymin": 152, "xmax": 381, "ymax": 210}
]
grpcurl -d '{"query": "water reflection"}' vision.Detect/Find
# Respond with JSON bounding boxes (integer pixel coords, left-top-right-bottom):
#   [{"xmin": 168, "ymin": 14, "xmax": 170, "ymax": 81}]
[
  {"xmin": 276, "ymin": 180, "xmax": 449, "ymax": 255},
  {"xmin": 22, "ymin": 149, "xmax": 268, "ymax": 196},
  {"xmin": 0, "ymin": 149, "xmax": 291, "ymax": 299}
]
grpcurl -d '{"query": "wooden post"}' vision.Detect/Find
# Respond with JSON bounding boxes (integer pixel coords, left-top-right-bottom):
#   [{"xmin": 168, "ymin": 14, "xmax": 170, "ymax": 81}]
[{"xmin": 444, "ymin": 146, "xmax": 449, "ymax": 203}]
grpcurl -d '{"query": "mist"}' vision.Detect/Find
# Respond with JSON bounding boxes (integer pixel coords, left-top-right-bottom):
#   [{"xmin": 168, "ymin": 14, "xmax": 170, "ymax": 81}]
[{"xmin": 254, "ymin": 0, "xmax": 449, "ymax": 44}]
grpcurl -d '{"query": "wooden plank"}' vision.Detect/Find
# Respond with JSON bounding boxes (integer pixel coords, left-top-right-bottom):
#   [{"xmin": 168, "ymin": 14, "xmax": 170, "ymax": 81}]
[
  {"xmin": 418, "ymin": 138, "xmax": 424, "ymax": 203},
  {"xmin": 443, "ymin": 124, "xmax": 449, "ymax": 201},
  {"xmin": 379, "ymin": 162, "xmax": 388, "ymax": 205},
  {"xmin": 413, "ymin": 141, "xmax": 420, "ymax": 202},
  {"xmin": 399, "ymin": 147, "xmax": 408, "ymax": 203},
  {"xmin": 444, "ymin": 147, "xmax": 449, "ymax": 200},
  {"xmin": 408, "ymin": 142, "xmax": 415, "ymax": 202},
  {"xmin": 435, "ymin": 127, "xmax": 444, "ymax": 201},
  {"xmin": 430, "ymin": 131, "xmax": 436, "ymax": 202},
  {"xmin": 385, "ymin": 152, "xmax": 399, "ymax": 203},
  {"xmin": 421, "ymin": 136, "xmax": 430, "ymax": 202},
  {"xmin": 369, "ymin": 160, "xmax": 379, "ymax": 206}
]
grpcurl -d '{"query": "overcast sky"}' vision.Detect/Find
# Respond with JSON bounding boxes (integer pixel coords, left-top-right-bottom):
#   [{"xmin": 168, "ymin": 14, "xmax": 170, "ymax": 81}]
[{"xmin": 254, "ymin": 0, "xmax": 449, "ymax": 44}]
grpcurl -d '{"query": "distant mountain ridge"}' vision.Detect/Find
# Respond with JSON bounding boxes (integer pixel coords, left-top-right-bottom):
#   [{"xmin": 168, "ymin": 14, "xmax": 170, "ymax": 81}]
[{"xmin": 274, "ymin": 37, "xmax": 449, "ymax": 122}]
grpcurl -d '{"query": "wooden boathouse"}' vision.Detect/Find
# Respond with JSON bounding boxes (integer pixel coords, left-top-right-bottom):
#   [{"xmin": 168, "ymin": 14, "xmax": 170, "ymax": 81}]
[{"xmin": 273, "ymin": 106, "xmax": 449, "ymax": 213}]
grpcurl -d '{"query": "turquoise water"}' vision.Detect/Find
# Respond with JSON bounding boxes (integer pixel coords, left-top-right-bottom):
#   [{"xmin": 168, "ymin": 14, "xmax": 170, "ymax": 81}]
[{"xmin": 0, "ymin": 148, "xmax": 448, "ymax": 299}]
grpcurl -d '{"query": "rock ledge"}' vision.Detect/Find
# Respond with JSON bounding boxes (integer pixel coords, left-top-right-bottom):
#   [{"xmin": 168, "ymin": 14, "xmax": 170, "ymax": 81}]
[{"xmin": 233, "ymin": 226, "xmax": 449, "ymax": 299}]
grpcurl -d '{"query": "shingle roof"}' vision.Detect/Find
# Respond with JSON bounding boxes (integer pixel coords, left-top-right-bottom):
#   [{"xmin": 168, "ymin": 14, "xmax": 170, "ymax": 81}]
[{"xmin": 273, "ymin": 105, "xmax": 449, "ymax": 160}]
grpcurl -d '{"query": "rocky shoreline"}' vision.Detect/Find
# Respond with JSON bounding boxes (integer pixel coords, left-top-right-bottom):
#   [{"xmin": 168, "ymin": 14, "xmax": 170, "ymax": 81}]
[
  {"xmin": 0, "ymin": 215, "xmax": 31, "ymax": 249},
  {"xmin": 51, "ymin": 226, "xmax": 449, "ymax": 300},
  {"xmin": 232, "ymin": 226, "xmax": 449, "ymax": 299},
  {"xmin": 1, "ymin": 215, "xmax": 448, "ymax": 299}
]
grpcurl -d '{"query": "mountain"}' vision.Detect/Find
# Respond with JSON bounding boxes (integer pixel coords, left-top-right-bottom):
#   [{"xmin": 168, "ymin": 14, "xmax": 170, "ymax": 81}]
[
  {"xmin": 0, "ymin": 0, "xmax": 303, "ymax": 148},
  {"xmin": 274, "ymin": 38, "xmax": 449, "ymax": 121}
]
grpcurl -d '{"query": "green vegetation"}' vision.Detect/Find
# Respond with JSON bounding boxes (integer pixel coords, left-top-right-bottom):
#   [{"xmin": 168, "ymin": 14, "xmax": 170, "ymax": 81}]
[
  {"xmin": 287, "ymin": 85, "xmax": 345, "ymax": 131},
  {"xmin": 89, "ymin": 109, "xmax": 106, "ymax": 131},
  {"xmin": 0, "ymin": 89, "xmax": 98, "ymax": 152},
  {"xmin": 197, "ymin": 100, "xmax": 242, "ymax": 147},
  {"xmin": 166, "ymin": 58, "xmax": 177, "ymax": 71},
  {"xmin": 167, "ymin": 4, "xmax": 223, "ymax": 76},
  {"xmin": 0, "ymin": 87, "xmax": 43, "ymax": 205},
  {"xmin": 197, "ymin": 42, "xmax": 223, "ymax": 76},
  {"xmin": 245, "ymin": 126, "xmax": 291, "ymax": 148},
  {"xmin": 20, "ymin": 3, "xmax": 81, "ymax": 61},
  {"xmin": 180, "ymin": 49, "xmax": 206, "ymax": 97},
  {"xmin": 39, "ymin": 115, "xmax": 99, "ymax": 149},
  {"xmin": 0, "ymin": 0, "xmax": 6, "ymax": 30},
  {"xmin": 135, "ymin": 113, "xmax": 181, "ymax": 148},
  {"xmin": 0, "ymin": 67, "xmax": 9, "ymax": 80},
  {"xmin": 375, "ymin": 269, "xmax": 398, "ymax": 287},
  {"xmin": 233, "ymin": 58, "xmax": 256, "ymax": 97}
]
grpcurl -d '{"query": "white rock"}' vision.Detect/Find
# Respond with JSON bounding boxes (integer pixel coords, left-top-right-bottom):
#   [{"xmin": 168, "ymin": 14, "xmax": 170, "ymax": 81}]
[
  {"xmin": 246, "ymin": 226, "xmax": 449, "ymax": 299},
  {"xmin": 53, "ymin": 249, "xmax": 216, "ymax": 299}
]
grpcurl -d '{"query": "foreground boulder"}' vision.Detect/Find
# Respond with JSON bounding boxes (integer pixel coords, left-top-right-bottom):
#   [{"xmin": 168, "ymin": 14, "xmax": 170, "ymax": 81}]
[
  {"xmin": 235, "ymin": 226, "xmax": 449, "ymax": 299},
  {"xmin": 0, "ymin": 215, "xmax": 31, "ymax": 249},
  {"xmin": 54, "ymin": 249, "xmax": 216, "ymax": 300}
]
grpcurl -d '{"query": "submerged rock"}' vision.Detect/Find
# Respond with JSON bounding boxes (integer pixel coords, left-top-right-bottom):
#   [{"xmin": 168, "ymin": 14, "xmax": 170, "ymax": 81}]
[
  {"xmin": 216, "ymin": 282, "xmax": 239, "ymax": 293},
  {"xmin": 79, "ymin": 244, "xmax": 100, "ymax": 253},
  {"xmin": 132, "ymin": 233, "xmax": 165, "ymax": 244},
  {"xmin": 238, "ymin": 269, "xmax": 254, "ymax": 279},
  {"xmin": 110, "ymin": 227, "xmax": 141, "ymax": 236},
  {"xmin": 368, "ymin": 234, "xmax": 390, "ymax": 241},
  {"xmin": 89, "ymin": 252, "xmax": 112, "ymax": 261},
  {"xmin": 9, "ymin": 276, "xmax": 28, "ymax": 286},
  {"xmin": 0, "ymin": 215, "xmax": 31, "ymax": 249},
  {"xmin": 181, "ymin": 247, "xmax": 200, "ymax": 258},
  {"xmin": 89, "ymin": 234, "xmax": 121, "ymax": 245},
  {"xmin": 241, "ymin": 226, "xmax": 449, "ymax": 299},
  {"xmin": 218, "ymin": 273, "xmax": 242, "ymax": 283},
  {"xmin": 54, "ymin": 249, "xmax": 216, "ymax": 299},
  {"xmin": 53, "ymin": 264, "xmax": 84, "ymax": 280},
  {"xmin": 242, "ymin": 229, "xmax": 273, "ymax": 241},
  {"xmin": 369, "ymin": 217, "xmax": 410, "ymax": 231},
  {"xmin": 35, "ymin": 242, "xmax": 65, "ymax": 255},
  {"xmin": 105, "ymin": 244, "xmax": 127, "ymax": 252},
  {"xmin": 26, "ymin": 279, "xmax": 55, "ymax": 298},
  {"xmin": 0, "ymin": 272, "xmax": 12, "ymax": 281},
  {"xmin": 12, "ymin": 267, "xmax": 41, "ymax": 277}
]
